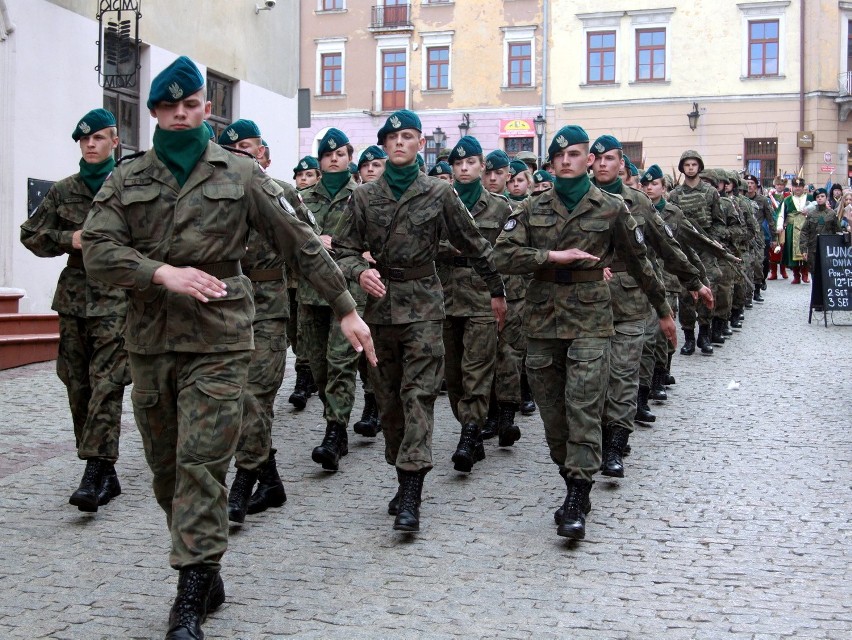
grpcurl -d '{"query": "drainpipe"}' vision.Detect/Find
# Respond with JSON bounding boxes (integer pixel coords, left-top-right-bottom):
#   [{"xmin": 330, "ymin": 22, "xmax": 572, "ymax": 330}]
[
  {"xmin": 541, "ymin": 0, "xmax": 549, "ymax": 145},
  {"xmin": 799, "ymin": 0, "xmax": 805, "ymax": 172}
]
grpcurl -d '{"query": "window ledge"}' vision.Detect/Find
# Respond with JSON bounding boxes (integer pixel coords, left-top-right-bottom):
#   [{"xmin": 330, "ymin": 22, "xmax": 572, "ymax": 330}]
[
  {"xmin": 316, "ymin": 9, "xmax": 348, "ymax": 16},
  {"xmin": 316, "ymin": 94, "xmax": 346, "ymax": 99},
  {"xmin": 421, "ymin": 89, "xmax": 452, "ymax": 94},
  {"xmin": 740, "ymin": 74, "xmax": 786, "ymax": 81},
  {"xmin": 423, "ymin": 1, "xmax": 454, "ymax": 6},
  {"xmin": 627, "ymin": 79, "xmax": 671, "ymax": 86},
  {"xmin": 578, "ymin": 82, "xmax": 620, "ymax": 88},
  {"xmin": 501, "ymin": 85, "xmax": 536, "ymax": 91}
]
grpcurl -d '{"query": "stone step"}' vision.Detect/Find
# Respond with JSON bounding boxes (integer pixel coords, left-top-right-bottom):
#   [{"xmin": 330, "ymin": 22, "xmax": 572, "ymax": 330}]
[
  {"xmin": 0, "ymin": 292, "xmax": 24, "ymax": 314},
  {"xmin": 0, "ymin": 333, "xmax": 60, "ymax": 370},
  {"xmin": 0, "ymin": 313, "xmax": 60, "ymax": 336}
]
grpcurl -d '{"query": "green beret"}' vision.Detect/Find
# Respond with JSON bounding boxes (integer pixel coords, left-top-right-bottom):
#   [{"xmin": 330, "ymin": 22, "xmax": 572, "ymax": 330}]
[
  {"xmin": 358, "ymin": 145, "xmax": 388, "ymax": 167},
  {"xmin": 533, "ymin": 169, "xmax": 554, "ymax": 184},
  {"xmin": 349, "ymin": 162, "xmax": 359, "ymax": 175},
  {"xmin": 293, "ymin": 155, "xmax": 319, "ymax": 178},
  {"xmin": 147, "ymin": 56, "xmax": 204, "ymax": 109},
  {"xmin": 203, "ymin": 121, "xmax": 215, "ymax": 141},
  {"xmin": 72, "ymin": 108, "xmax": 116, "ymax": 141},
  {"xmin": 377, "ymin": 109, "xmax": 422, "ymax": 144},
  {"xmin": 628, "ymin": 162, "xmax": 639, "ymax": 177},
  {"xmin": 218, "ymin": 119, "xmax": 262, "ymax": 145},
  {"xmin": 429, "ymin": 161, "xmax": 452, "ymax": 177},
  {"xmin": 448, "ymin": 136, "xmax": 482, "ymax": 163},
  {"xmin": 591, "ymin": 135, "xmax": 622, "ymax": 156},
  {"xmin": 508, "ymin": 160, "xmax": 529, "ymax": 177},
  {"xmin": 318, "ymin": 128, "xmax": 349, "ymax": 157},
  {"xmin": 547, "ymin": 125, "xmax": 589, "ymax": 162},
  {"xmin": 485, "ymin": 150, "xmax": 511, "ymax": 171},
  {"xmin": 640, "ymin": 164, "xmax": 664, "ymax": 184}
]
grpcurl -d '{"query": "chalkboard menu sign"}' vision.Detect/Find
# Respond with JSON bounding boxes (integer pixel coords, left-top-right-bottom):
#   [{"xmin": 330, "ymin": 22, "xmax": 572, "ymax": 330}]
[{"xmin": 810, "ymin": 233, "xmax": 852, "ymax": 325}]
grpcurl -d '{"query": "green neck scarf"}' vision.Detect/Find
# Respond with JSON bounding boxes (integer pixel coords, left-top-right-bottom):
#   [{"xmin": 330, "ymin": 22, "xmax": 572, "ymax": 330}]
[
  {"xmin": 79, "ymin": 156, "xmax": 116, "ymax": 195},
  {"xmin": 554, "ymin": 174, "xmax": 591, "ymax": 213},
  {"xmin": 454, "ymin": 178, "xmax": 482, "ymax": 211},
  {"xmin": 508, "ymin": 193, "xmax": 528, "ymax": 202},
  {"xmin": 383, "ymin": 161, "xmax": 420, "ymax": 201},
  {"xmin": 321, "ymin": 170, "xmax": 351, "ymax": 199},
  {"xmin": 596, "ymin": 177, "xmax": 623, "ymax": 195},
  {"xmin": 654, "ymin": 198, "xmax": 666, "ymax": 213},
  {"xmin": 152, "ymin": 125, "xmax": 210, "ymax": 187}
]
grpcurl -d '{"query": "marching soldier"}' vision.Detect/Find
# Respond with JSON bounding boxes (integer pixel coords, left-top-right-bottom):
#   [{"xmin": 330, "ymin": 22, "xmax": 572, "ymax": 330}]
[
  {"xmin": 428, "ymin": 160, "xmax": 453, "ymax": 184},
  {"xmin": 483, "ymin": 149, "xmax": 511, "ymax": 195}
]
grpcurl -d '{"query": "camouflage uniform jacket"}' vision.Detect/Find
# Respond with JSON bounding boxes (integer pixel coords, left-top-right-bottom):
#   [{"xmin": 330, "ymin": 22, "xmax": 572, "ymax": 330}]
[
  {"xmin": 747, "ymin": 191, "xmax": 776, "ymax": 231},
  {"xmin": 334, "ymin": 172, "xmax": 505, "ymax": 325},
  {"xmin": 607, "ymin": 183, "xmax": 702, "ymax": 321},
  {"xmin": 669, "ymin": 181, "xmax": 729, "ymax": 247},
  {"xmin": 657, "ymin": 200, "xmax": 709, "ymax": 292},
  {"xmin": 81, "ymin": 143, "xmax": 355, "ymax": 355},
  {"xmin": 493, "ymin": 184, "xmax": 672, "ymax": 341},
  {"xmin": 721, "ymin": 195, "xmax": 747, "ymax": 255},
  {"xmin": 21, "ymin": 173, "xmax": 127, "ymax": 318},
  {"xmin": 799, "ymin": 205, "xmax": 840, "ymax": 257},
  {"xmin": 297, "ymin": 178, "xmax": 366, "ymax": 308},
  {"xmin": 438, "ymin": 188, "xmax": 514, "ymax": 316}
]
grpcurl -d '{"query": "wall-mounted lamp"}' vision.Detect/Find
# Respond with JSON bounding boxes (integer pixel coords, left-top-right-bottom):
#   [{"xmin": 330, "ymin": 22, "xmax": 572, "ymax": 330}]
[
  {"xmin": 687, "ymin": 102, "xmax": 701, "ymax": 131},
  {"xmin": 432, "ymin": 127, "xmax": 445, "ymax": 150},
  {"xmin": 255, "ymin": 1, "xmax": 277, "ymax": 15},
  {"xmin": 458, "ymin": 113, "xmax": 470, "ymax": 138},
  {"xmin": 533, "ymin": 113, "xmax": 546, "ymax": 165}
]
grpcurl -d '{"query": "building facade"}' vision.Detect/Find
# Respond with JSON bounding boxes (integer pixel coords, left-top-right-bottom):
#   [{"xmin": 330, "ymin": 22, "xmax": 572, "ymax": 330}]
[{"xmin": 1, "ymin": 0, "xmax": 301, "ymax": 314}]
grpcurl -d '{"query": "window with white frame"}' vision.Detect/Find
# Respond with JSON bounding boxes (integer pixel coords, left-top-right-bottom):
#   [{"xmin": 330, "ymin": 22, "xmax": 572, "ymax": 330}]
[
  {"xmin": 317, "ymin": 0, "xmax": 345, "ymax": 12},
  {"xmin": 315, "ymin": 38, "xmax": 347, "ymax": 97},
  {"xmin": 737, "ymin": 1, "xmax": 790, "ymax": 79},
  {"xmin": 577, "ymin": 11, "xmax": 623, "ymax": 86},
  {"xmin": 501, "ymin": 26, "xmax": 536, "ymax": 89},
  {"xmin": 626, "ymin": 8, "xmax": 674, "ymax": 84},
  {"xmin": 375, "ymin": 34, "xmax": 411, "ymax": 112},
  {"xmin": 421, "ymin": 31, "xmax": 453, "ymax": 92}
]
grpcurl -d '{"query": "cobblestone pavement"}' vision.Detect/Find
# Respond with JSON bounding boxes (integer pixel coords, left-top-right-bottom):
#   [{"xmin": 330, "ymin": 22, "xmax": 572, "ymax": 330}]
[{"xmin": 1, "ymin": 279, "xmax": 850, "ymax": 640}]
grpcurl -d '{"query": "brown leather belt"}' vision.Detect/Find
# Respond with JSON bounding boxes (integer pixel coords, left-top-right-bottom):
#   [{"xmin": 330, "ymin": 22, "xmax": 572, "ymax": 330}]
[
  {"xmin": 246, "ymin": 268, "xmax": 285, "ymax": 282},
  {"xmin": 196, "ymin": 261, "xmax": 243, "ymax": 279},
  {"xmin": 376, "ymin": 262, "xmax": 436, "ymax": 282},
  {"xmin": 609, "ymin": 261, "xmax": 627, "ymax": 272},
  {"xmin": 534, "ymin": 268, "xmax": 604, "ymax": 284},
  {"xmin": 67, "ymin": 254, "xmax": 85, "ymax": 269}
]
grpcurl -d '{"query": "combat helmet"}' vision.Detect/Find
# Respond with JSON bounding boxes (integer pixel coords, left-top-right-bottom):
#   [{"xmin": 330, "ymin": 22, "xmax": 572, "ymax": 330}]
[{"xmin": 678, "ymin": 149, "xmax": 705, "ymax": 173}]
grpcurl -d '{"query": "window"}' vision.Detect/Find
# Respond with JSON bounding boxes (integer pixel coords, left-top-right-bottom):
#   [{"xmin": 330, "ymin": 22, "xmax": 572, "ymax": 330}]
[
  {"xmin": 427, "ymin": 46, "xmax": 449, "ymax": 90},
  {"xmin": 636, "ymin": 29, "xmax": 665, "ymax": 82},
  {"xmin": 587, "ymin": 31, "xmax": 616, "ymax": 84},
  {"xmin": 424, "ymin": 136, "xmax": 439, "ymax": 169},
  {"xmin": 744, "ymin": 138, "xmax": 778, "ymax": 189},
  {"xmin": 382, "ymin": 49, "xmax": 407, "ymax": 110},
  {"xmin": 504, "ymin": 138, "xmax": 533, "ymax": 155},
  {"xmin": 621, "ymin": 142, "xmax": 643, "ymax": 169},
  {"xmin": 103, "ymin": 86, "xmax": 139, "ymax": 158},
  {"xmin": 321, "ymin": 53, "xmax": 342, "ymax": 95},
  {"xmin": 320, "ymin": 0, "xmax": 343, "ymax": 10},
  {"xmin": 748, "ymin": 20, "xmax": 779, "ymax": 76},
  {"xmin": 508, "ymin": 42, "xmax": 532, "ymax": 87},
  {"xmin": 206, "ymin": 72, "xmax": 233, "ymax": 140}
]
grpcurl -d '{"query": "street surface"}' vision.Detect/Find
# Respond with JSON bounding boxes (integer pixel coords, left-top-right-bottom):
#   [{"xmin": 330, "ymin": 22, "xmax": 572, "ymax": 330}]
[{"xmin": 1, "ymin": 279, "xmax": 850, "ymax": 639}]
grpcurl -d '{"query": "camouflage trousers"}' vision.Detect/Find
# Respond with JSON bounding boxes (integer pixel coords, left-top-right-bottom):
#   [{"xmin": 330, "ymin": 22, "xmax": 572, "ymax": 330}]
[
  {"xmin": 494, "ymin": 298, "xmax": 525, "ymax": 405},
  {"xmin": 235, "ymin": 318, "xmax": 288, "ymax": 471},
  {"xmin": 129, "ymin": 350, "xmax": 250, "ymax": 570},
  {"xmin": 299, "ymin": 303, "xmax": 360, "ymax": 427},
  {"xmin": 603, "ymin": 318, "xmax": 646, "ymax": 434},
  {"xmin": 715, "ymin": 260, "xmax": 735, "ymax": 319},
  {"xmin": 680, "ymin": 249, "xmax": 722, "ymax": 329},
  {"xmin": 638, "ymin": 305, "xmax": 662, "ymax": 387},
  {"xmin": 57, "ymin": 314, "xmax": 129, "ymax": 462},
  {"xmin": 369, "ymin": 321, "xmax": 444, "ymax": 472},
  {"xmin": 443, "ymin": 316, "xmax": 498, "ymax": 426},
  {"xmin": 287, "ymin": 289, "xmax": 310, "ymax": 370},
  {"xmin": 654, "ymin": 293, "xmax": 679, "ymax": 370},
  {"xmin": 526, "ymin": 336, "xmax": 610, "ymax": 482}
]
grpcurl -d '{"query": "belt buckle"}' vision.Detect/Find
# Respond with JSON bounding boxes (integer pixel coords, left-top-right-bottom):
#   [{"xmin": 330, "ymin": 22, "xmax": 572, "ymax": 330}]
[
  {"xmin": 388, "ymin": 267, "xmax": 405, "ymax": 281},
  {"xmin": 555, "ymin": 270, "xmax": 573, "ymax": 284}
]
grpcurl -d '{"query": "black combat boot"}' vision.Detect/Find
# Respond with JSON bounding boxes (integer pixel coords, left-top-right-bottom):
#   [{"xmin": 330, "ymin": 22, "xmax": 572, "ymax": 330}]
[
  {"xmin": 744, "ymin": 299, "xmax": 753, "ymax": 309},
  {"xmin": 353, "ymin": 392, "xmax": 381, "ymax": 437},
  {"xmin": 97, "ymin": 463, "xmax": 122, "ymax": 507},
  {"xmin": 730, "ymin": 308, "xmax": 743, "ymax": 329},
  {"xmin": 557, "ymin": 478, "xmax": 594, "ymax": 540},
  {"xmin": 665, "ymin": 353, "xmax": 676, "ymax": 386},
  {"xmin": 305, "ymin": 368, "xmax": 318, "ymax": 395},
  {"xmin": 387, "ymin": 467, "xmax": 403, "ymax": 516},
  {"xmin": 497, "ymin": 402, "xmax": 521, "ymax": 447},
  {"xmin": 311, "ymin": 422, "xmax": 348, "ymax": 471},
  {"xmin": 69, "ymin": 458, "xmax": 106, "ymax": 512},
  {"xmin": 722, "ymin": 318, "xmax": 733, "ymax": 336},
  {"xmin": 227, "ymin": 468, "xmax": 258, "ymax": 524},
  {"xmin": 288, "ymin": 365, "xmax": 312, "ymax": 410},
  {"xmin": 680, "ymin": 328, "xmax": 696, "ymax": 356},
  {"xmin": 649, "ymin": 367, "xmax": 668, "ymax": 401},
  {"xmin": 165, "ymin": 566, "xmax": 225, "ymax": 640},
  {"xmin": 753, "ymin": 289, "xmax": 764, "ymax": 303},
  {"xmin": 696, "ymin": 324, "xmax": 714, "ymax": 355},
  {"xmin": 393, "ymin": 470, "xmax": 425, "ymax": 532},
  {"xmin": 600, "ymin": 426, "xmax": 630, "ymax": 478},
  {"xmin": 451, "ymin": 422, "xmax": 485, "ymax": 472},
  {"xmin": 554, "ymin": 469, "xmax": 592, "ymax": 524},
  {"xmin": 246, "ymin": 449, "xmax": 286, "ymax": 515},
  {"xmin": 635, "ymin": 385, "xmax": 656, "ymax": 424},
  {"xmin": 519, "ymin": 372, "xmax": 536, "ymax": 415},
  {"xmin": 710, "ymin": 318, "xmax": 726, "ymax": 345},
  {"xmin": 481, "ymin": 399, "xmax": 499, "ymax": 440}
]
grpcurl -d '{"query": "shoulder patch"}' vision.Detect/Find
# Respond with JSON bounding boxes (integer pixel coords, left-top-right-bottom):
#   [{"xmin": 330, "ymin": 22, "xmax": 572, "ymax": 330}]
[
  {"xmin": 503, "ymin": 218, "xmax": 518, "ymax": 232},
  {"xmin": 663, "ymin": 223, "xmax": 675, "ymax": 239},
  {"xmin": 278, "ymin": 195, "xmax": 296, "ymax": 216},
  {"xmin": 635, "ymin": 227, "xmax": 644, "ymax": 244}
]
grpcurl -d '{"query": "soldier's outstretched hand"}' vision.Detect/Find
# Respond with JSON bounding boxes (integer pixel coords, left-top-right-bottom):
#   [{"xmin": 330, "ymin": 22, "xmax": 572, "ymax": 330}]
[
  {"xmin": 547, "ymin": 248, "xmax": 600, "ymax": 264},
  {"xmin": 359, "ymin": 268, "xmax": 387, "ymax": 299},
  {"xmin": 660, "ymin": 314, "xmax": 678, "ymax": 348},
  {"xmin": 152, "ymin": 264, "xmax": 227, "ymax": 303},
  {"xmin": 693, "ymin": 285, "xmax": 714, "ymax": 309},
  {"xmin": 340, "ymin": 310, "xmax": 377, "ymax": 366},
  {"xmin": 491, "ymin": 296, "xmax": 507, "ymax": 332}
]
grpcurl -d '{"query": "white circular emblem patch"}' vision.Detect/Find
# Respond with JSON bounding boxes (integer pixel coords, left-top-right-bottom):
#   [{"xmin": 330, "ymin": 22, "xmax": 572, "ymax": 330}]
[
  {"xmin": 503, "ymin": 218, "xmax": 517, "ymax": 232},
  {"xmin": 664, "ymin": 223, "xmax": 675, "ymax": 239},
  {"xmin": 635, "ymin": 227, "xmax": 644, "ymax": 244}
]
